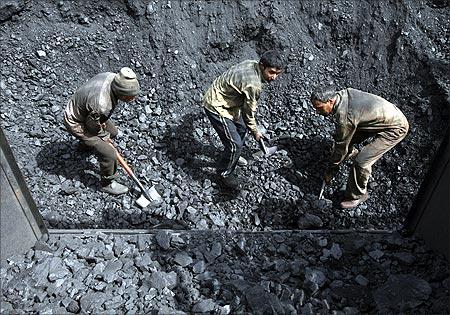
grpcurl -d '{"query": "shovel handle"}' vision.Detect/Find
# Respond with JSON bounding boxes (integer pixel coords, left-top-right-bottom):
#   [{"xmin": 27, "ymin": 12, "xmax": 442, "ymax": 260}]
[
  {"xmin": 115, "ymin": 151, "xmax": 134, "ymax": 176},
  {"xmin": 107, "ymin": 140, "xmax": 133, "ymax": 175},
  {"xmin": 108, "ymin": 140, "xmax": 156, "ymax": 202},
  {"xmin": 115, "ymin": 153, "xmax": 147, "ymax": 194},
  {"xmin": 259, "ymin": 138, "xmax": 268, "ymax": 155},
  {"xmin": 318, "ymin": 180, "xmax": 326, "ymax": 199}
]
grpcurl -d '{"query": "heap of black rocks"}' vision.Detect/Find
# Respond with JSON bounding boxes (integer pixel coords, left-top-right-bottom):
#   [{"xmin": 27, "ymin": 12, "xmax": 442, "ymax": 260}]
[
  {"xmin": 1, "ymin": 1, "xmax": 449, "ymax": 313},
  {"xmin": 1, "ymin": 0, "xmax": 449, "ymax": 231},
  {"xmin": 1, "ymin": 230, "xmax": 449, "ymax": 314}
]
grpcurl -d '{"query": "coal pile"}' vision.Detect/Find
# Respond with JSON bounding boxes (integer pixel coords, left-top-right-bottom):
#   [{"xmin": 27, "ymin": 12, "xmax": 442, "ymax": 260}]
[
  {"xmin": 1, "ymin": 0, "xmax": 449, "ymax": 312},
  {"xmin": 2, "ymin": 230, "xmax": 449, "ymax": 314},
  {"xmin": 0, "ymin": 1, "xmax": 449, "ymax": 232}
]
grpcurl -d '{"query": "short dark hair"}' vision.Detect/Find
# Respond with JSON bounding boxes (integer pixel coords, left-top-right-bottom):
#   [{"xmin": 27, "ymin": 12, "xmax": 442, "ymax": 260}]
[
  {"xmin": 310, "ymin": 86, "xmax": 337, "ymax": 103},
  {"xmin": 259, "ymin": 50, "xmax": 284, "ymax": 70}
]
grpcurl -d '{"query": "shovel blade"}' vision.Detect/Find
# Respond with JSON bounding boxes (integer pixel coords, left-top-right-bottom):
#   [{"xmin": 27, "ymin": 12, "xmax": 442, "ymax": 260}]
[
  {"xmin": 257, "ymin": 138, "xmax": 278, "ymax": 158},
  {"xmin": 136, "ymin": 185, "xmax": 163, "ymax": 209},
  {"xmin": 147, "ymin": 185, "xmax": 162, "ymax": 202},
  {"xmin": 264, "ymin": 145, "xmax": 278, "ymax": 157},
  {"xmin": 136, "ymin": 194, "xmax": 151, "ymax": 208}
]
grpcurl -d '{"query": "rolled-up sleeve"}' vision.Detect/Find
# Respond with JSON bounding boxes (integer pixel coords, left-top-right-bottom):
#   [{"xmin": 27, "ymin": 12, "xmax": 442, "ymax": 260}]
[{"xmin": 241, "ymin": 85, "xmax": 260, "ymax": 135}]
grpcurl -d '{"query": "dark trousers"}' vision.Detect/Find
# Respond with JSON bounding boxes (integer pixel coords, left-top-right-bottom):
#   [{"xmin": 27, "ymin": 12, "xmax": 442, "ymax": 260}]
[
  {"xmin": 82, "ymin": 120, "xmax": 118, "ymax": 183},
  {"xmin": 204, "ymin": 109, "xmax": 247, "ymax": 177}
]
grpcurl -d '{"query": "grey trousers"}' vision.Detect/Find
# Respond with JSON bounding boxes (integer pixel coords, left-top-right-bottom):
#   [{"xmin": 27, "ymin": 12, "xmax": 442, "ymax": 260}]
[{"xmin": 346, "ymin": 122, "xmax": 409, "ymax": 200}]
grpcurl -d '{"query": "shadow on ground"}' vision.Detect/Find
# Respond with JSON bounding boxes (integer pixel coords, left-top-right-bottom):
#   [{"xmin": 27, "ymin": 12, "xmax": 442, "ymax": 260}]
[
  {"xmin": 160, "ymin": 110, "xmax": 243, "ymax": 202},
  {"xmin": 275, "ymin": 135, "xmax": 333, "ymax": 193},
  {"xmin": 36, "ymin": 140, "xmax": 100, "ymax": 192}
]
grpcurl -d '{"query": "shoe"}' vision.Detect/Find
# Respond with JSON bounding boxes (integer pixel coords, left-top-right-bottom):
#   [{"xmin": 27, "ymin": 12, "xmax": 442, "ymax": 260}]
[
  {"xmin": 340, "ymin": 193, "xmax": 369, "ymax": 209},
  {"xmin": 237, "ymin": 156, "xmax": 248, "ymax": 167},
  {"xmin": 220, "ymin": 174, "xmax": 239, "ymax": 189},
  {"xmin": 100, "ymin": 181, "xmax": 129, "ymax": 195},
  {"xmin": 345, "ymin": 147, "xmax": 359, "ymax": 160}
]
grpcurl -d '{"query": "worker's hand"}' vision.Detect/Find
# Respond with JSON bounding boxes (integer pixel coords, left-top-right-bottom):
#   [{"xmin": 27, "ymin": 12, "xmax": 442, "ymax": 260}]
[
  {"xmin": 98, "ymin": 130, "xmax": 111, "ymax": 142},
  {"xmin": 324, "ymin": 172, "xmax": 333, "ymax": 184},
  {"xmin": 254, "ymin": 132, "xmax": 265, "ymax": 142}
]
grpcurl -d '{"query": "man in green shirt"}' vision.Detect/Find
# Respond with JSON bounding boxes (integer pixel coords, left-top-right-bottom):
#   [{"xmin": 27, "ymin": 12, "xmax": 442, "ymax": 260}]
[
  {"xmin": 203, "ymin": 50, "xmax": 284, "ymax": 188},
  {"xmin": 310, "ymin": 86, "xmax": 409, "ymax": 208}
]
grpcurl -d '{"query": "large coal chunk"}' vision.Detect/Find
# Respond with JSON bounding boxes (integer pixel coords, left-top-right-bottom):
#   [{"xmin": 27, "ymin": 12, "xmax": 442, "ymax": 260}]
[
  {"xmin": 245, "ymin": 285, "xmax": 284, "ymax": 314},
  {"xmin": 373, "ymin": 274, "xmax": 432, "ymax": 312}
]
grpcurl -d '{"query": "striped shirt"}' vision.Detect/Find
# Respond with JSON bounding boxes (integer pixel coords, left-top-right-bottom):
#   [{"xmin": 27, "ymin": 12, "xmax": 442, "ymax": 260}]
[{"xmin": 203, "ymin": 60, "xmax": 265, "ymax": 135}]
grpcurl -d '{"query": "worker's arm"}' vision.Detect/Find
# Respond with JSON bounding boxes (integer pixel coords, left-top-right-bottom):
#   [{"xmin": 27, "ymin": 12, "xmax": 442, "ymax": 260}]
[
  {"xmin": 241, "ymin": 85, "xmax": 262, "ymax": 139},
  {"xmin": 324, "ymin": 119, "xmax": 355, "ymax": 183},
  {"xmin": 85, "ymin": 109, "xmax": 110, "ymax": 140}
]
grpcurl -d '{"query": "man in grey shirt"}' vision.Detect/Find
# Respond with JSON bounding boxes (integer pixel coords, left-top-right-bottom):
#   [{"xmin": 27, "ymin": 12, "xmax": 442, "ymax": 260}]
[
  {"xmin": 310, "ymin": 86, "xmax": 409, "ymax": 208},
  {"xmin": 64, "ymin": 67, "xmax": 140, "ymax": 195}
]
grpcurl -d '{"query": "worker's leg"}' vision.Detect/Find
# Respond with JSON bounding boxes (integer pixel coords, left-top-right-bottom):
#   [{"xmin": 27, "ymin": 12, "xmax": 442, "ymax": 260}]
[
  {"xmin": 345, "ymin": 131, "xmax": 372, "ymax": 160},
  {"xmin": 235, "ymin": 115, "xmax": 249, "ymax": 166},
  {"xmin": 83, "ymin": 136, "xmax": 118, "ymax": 183},
  {"xmin": 235, "ymin": 115, "xmax": 248, "ymax": 145},
  {"xmin": 75, "ymin": 120, "xmax": 118, "ymax": 152},
  {"xmin": 204, "ymin": 109, "xmax": 244, "ymax": 177},
  {"xmin": 345, "ymin": 125, "xmax": 409, "ymax": 200},
  {"xmin": 82, "ymin": 136, "xmax": 128, "ymax": 195}
]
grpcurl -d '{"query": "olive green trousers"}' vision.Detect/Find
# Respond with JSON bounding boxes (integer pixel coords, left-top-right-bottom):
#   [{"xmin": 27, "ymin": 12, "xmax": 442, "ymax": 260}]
[{"xmin": 346, "ymin": 122, "xmax": 409, "ymax": 200}]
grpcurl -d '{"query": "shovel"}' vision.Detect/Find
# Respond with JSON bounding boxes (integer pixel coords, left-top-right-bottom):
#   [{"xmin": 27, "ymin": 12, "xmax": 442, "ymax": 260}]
[
  {"xmin": 258, "ymin": 138, "xmax": 278, "ymax": 158},
  {"xmin": 255, "ymin": 125, "xmax": 277, "ymax": 158},
  {"xmin": 314, "ymin": 180, "xmax": 332, "ymax": 209},
  {"xmin": 318, "ymin": 180, "xmax": 326, "ymax": 200},
  {"xmin": 109, "ymin": 140, "xmax": 162, "ymax": 208}
]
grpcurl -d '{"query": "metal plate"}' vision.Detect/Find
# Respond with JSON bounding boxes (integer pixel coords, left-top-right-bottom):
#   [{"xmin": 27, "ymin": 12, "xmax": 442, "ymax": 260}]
[{"xmin": 0, "ymin": 128, "xmax": 48, "ymax": 266}]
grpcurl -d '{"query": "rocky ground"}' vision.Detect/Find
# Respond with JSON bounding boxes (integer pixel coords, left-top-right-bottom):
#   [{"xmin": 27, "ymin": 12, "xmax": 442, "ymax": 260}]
[
  {"xmin": 2, "ymin": 230, "xmax": 449, "ymax": 314},
  {"xmin": 0, "ymin": 0, "xmax": 448, "ymax": 231},
  {"xmin": 0, "ymin": 0, "xmax": 449, "ymax": 314}
]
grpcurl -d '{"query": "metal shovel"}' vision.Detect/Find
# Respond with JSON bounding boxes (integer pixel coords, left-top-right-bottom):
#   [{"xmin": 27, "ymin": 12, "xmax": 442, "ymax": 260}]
[
  {"xmin": 109, "ymin": 140, "xmax": 162, "ymax": 208},
  {"xmin": 256, "ymin": 125, "xmax": 277, "ymax": 158},
  {"xmin": 258, "ymin": 138, "xmax": 278, "ymax": 157},
  {"xmin": 318, "ymin": 180, "xmax": 326, "ymax": 200}
]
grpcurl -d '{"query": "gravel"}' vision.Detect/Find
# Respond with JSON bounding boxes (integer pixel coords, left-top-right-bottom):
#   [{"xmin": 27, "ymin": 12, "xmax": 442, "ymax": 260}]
[
  {"xmin": 1, "ymin": 231, "xmax": 449, "ymax": 314},
  {"xmin": 0, "ymin": 1, "xmax": 449, "ymax": 313},
  {"xmin": 0, "ymin": 0, "xmax": 448, "ymax": 231}
]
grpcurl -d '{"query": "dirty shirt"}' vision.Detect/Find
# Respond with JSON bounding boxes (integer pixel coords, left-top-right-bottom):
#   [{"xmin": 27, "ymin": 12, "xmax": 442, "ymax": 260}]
[
  {"xmin": 202, "ymin": 60, "xmax": 265, "ymax": 136},
  {"xmin": 329, "ymin": 88, "xmax": 409, "ymax": 169},
  {"xmin": 64, "ymin": 72, "xmax": 117, "ymax": 140}
]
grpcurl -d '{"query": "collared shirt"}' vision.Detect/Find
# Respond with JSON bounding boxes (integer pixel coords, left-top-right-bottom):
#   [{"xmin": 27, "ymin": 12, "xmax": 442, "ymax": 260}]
[
  {"xmin": 330, "ymin": 88, "xmax": 409, "ymax": 168},
  {"xmin": 64, "ymin": 72, "xmax": 117, "ymax": 139},
  {"xmin": 202, "ymin": 60, "xmax": 265, "ymax": 135}
]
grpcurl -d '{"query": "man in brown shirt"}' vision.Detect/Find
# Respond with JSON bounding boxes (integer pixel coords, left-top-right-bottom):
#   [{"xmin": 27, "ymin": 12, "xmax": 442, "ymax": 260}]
[
  {"xmin": 203, "ymin": 50, "xmax": 284, "ymax": 188},
  {"xmin": 310, "ymin": 86, "xmax": 409, "ymax": 208},
  {"xmin": 64, "ymin": 67, "xmax": 140, "ymax": 195}
]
